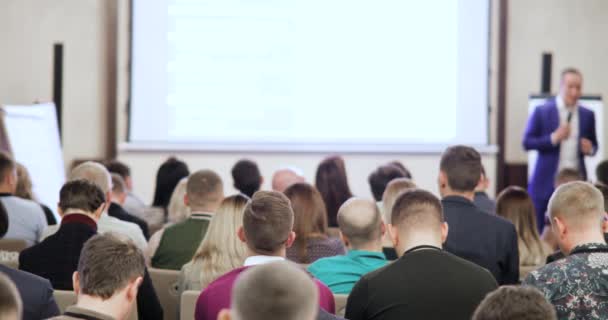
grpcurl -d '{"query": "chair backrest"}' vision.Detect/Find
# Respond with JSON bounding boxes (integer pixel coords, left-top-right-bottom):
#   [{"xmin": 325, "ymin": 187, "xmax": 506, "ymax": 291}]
[
  {"xmin": 334, "ymin": 294, "xmax": 348, "ymax": 317},
  {"xmin": 180, "ymin": 290, "xmax": 201, "ymax": 320},
  {"xmin": 149, "ymin": 267, "xmax": 180, "ymax": 320},
  {"xmin": 53, "ymin": 290, "xmax": 138, "ymax": 320},
  {"xmin": 0, "ymin": 239, "xmax": 28, "ymax": 269}
]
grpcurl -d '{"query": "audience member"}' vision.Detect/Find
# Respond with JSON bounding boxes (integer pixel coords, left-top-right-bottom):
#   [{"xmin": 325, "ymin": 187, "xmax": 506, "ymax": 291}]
[
  {"xmin": 194, "ymin": 191, "xmax": 335, "ymax": 320},
  {"xmin": 106, "ymin": 160, "xmax": 146, "ymax": 218},
  {"xmin": 151, "ymin": 157, "xmax": 190, "ymax": 217},
  {"xmin": 217, "ymin": 261, "xmax": 318, "ymax": 320},
  {"xmin": 368, "ymin": 164, "xmax": 406, "ymax": 203},
  {"xmin": 149, "ymin": 170, "xmax": 224, "ymax": 270},
  {"xmin": 315, "ymin": 156, "xmax": 353, "ymax": 227},
  {"xmin": 496, "ymin": 186, "xmax": 551, "ymax": 279},
  {"xmin": 271, "ymin": 167, "xmax": 305, "ymax": 192},
  {"xmin": 0, "ymin": 273, "xmax": 21, "ymax": 320},
  {"xmin": 380, "ymin": 178, "xmax": 417, "ymax": 260},
  {"xmin": 178, "ymin": 195, "xmax": 248, "ymax": 293},
  {"xmin": 596, "ymin": 159, "xmax": 608, "ymax": 186},
  {"xmin": 41, "ymin": 162, "xmax": 147, "ymax": 250},
  {"xmin": 109, "ymin": 174, "xmax": 150, "ymax": 239},
  {"xmin": 308, "ymin": 198, "xmax": 387, "ymax": 293},
  {"xmin": 438, "ymin": 145, "xmax": 519, "ymax": 284},
  {"xmin": 0, "ymin": 204, "xmax": 60, "ymax": 320},
  {"xmin": 473, "ymin": 164, "xmax": 496, "ymax": 214},
  {"xmin": 472, "ymin": 286, "xmax": 556, "ymax": 320},
  {"xmin": 49, "ymin": 234, "xmax": 145, "ymax": 320},
  {"xmin": 231, "ymin": 159, "xmax": 263, "ymax": 197},
  {"xmin": 0, "ymin": 152, "xmax": 47, "ymax": 246},
  {"xmin": 21, "ymin": 179, "xmax": 163, "ymax": 320},
  {"xmin": 345, "ymin": 189, "xmax": 497, "ymax": 320},
  {"xmin": 167, "ymin": 178, "xmax": 190, "ymax": 223},
  {"xmin": 541, "ymin": 167, "xmax": 583, "ymax": 249},
  {"xmin": 388, "ymin": 161, "xmax": 412, "ymax": 179},
  {"xmin": 285, "ymin": 183, "xmax": 345, "ymax": 263},
  {"xmin": 524, "ymin": 181, "xmax": 608, "ymax": 319},
  {"xmin": 15, "ymin": 163, "xmax": 57, "ymax": 225}
]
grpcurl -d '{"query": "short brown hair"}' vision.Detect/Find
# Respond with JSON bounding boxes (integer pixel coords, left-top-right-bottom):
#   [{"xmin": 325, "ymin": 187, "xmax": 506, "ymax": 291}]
[
  {"xmin": 186, "ymin": 170, "xmax": 223, "ymax": 208},
  {"xmin": 105, "ymin": 160, "xmax": 131, "ymax": 180},
  {"xmin": 473, "ymin": 286, "xmax": 556, "ymax": 320},
  {"xmin": 554, "ymin": 168, "xmax": 582, "ymax": 186},
  {"xmin": 391, "ymin": 189, "xmax": 443, "ymax": 232},
  {"xmin": 0, "ymin": 273, "xmax": 21, "ymax": 319},
  {"xmin": 440, "ymin": 145, "xmax": 482, "ymax": 192},
  {"xmin": 111, "ymin": 173, "xmax": 127, "ymax": 195},
  {"xmin": 561, "ymin": 67, "xmax": 582, "ymax": 80},
  {"xmin": 59, "ymin": 179, "xmax": 106, "ymax": 213},
  {"xmin": 0, "ymin": 152, "xmax": 15, "ymax": 184},
  {"xmin": 77, "ymin": 233, "xmax": 145, "ymax": 299},
  {"xmin": 243, "ymin": 191, "xmax": 294, "ymax": 255},
  {"xmin": 368, "ymin": 164, "xmax": 407, "ymax": 201}
]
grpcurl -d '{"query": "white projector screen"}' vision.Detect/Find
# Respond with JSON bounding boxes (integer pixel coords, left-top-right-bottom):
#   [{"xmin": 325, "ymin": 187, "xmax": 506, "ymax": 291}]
[{"xmin": 130, "ymin": 0, "xmax": 490, "ymax": 151}]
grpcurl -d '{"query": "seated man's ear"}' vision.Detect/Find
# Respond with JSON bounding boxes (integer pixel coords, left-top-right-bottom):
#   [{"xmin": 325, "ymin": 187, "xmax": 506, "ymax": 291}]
[
  {"xmin": 237, "ymin": 226, "xmax": 247, "ymax": 244},
  {"xmin": 339, "ymin": 231, "xmax": 350, "ymax": 247},
  {"xmin": 440, "ymin": 222, "xmax": 449, "ymax": 244},
  {"xmin": 217, "ymin": 309, "xmax": 232, "ymax": 320},
  {"xmin": 285, "ymin": 231, "xmax": 296, "ymax": 248},
  {"xmin": 126, "ymin": 276, "xmax": 144, "ymax": 302},
  {"xmin": 72, "ymin": 272, "xmax": 81, "ymax": 294}
]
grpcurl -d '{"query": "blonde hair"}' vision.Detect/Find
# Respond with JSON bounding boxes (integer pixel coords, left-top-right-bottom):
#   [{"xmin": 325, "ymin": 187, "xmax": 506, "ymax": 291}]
[
  {"xmin": 382, "ymin": 178, "xmax": 416, "ymax": 223},
  {"xmin": 549, "ymin": 181, "xmax": 605, "ymax": 231},
  {"xmin": 15, "ymin": 163, "xmax": 33, "ymax": 200},
  {"xmin": 168, "ymin": 178, "xmax": 190, "ymax": 223},
  {"xmin": 191, "ymin": 194, "xmax": 249, "ymax": 288}
]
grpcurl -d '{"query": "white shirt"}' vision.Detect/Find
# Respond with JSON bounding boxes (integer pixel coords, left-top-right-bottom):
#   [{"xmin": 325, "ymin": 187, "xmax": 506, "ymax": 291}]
[
  {"xmin": 1, "ymin": 196, "xmax": 47, "ymax": 246},
  {"xmin": 555, "ymin": 95, "xmax": 579, "ymax": 171},
  {"xmin": 41, "ymin": 212, "xmax": 148, "ymax": 250},
  {"xmin": 243, "ymin": 255, "xmax": 285, "ymax": 266}
]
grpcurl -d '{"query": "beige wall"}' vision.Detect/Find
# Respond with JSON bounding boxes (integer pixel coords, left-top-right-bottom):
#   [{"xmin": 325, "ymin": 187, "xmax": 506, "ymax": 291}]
[{"xmin": 1, "ymin": 0, "xmax": 605, "ymax": 201}]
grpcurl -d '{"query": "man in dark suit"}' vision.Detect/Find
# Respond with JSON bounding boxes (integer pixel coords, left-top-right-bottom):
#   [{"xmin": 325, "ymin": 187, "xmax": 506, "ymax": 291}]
[
  {"xmin": 109, "ymin": 173, "xmax": 150, "ymax": 239},
  {"xmin": 523, "ymin": 68, "xmax": 598, "ymax": 231},
  {"xmin": 438, "ymin": 145, "xmax": 519, "ymax": 284},
  {"xmin": 18, "ymin": 179, "xmax": 163, "ymax": 320},
  {"xmin": 345, "ymin": 189, "xmax": 497, "ymax": 320}
]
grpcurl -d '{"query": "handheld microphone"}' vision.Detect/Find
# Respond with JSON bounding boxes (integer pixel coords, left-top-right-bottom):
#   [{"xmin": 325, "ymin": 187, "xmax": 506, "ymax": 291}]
[{"xmin": 567, "ymin": 112, "xmax": 573, "ymax": 123}]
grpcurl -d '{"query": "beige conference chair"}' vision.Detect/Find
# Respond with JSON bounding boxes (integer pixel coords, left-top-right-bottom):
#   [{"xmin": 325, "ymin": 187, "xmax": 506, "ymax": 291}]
[
  {"xmin": 180, "ymin": 290, "xmax": 201, "ymax": 320},
  {"xmin": 334, "ymin": 293, "xmax": 349, "ymax": 317},
  {"xmin": 0, "ymin": 239, "xmax": 28, "ymax": 269},
  {"xmin": 149, "ymin": 267, "xmax": 181, "ymax": 320}
]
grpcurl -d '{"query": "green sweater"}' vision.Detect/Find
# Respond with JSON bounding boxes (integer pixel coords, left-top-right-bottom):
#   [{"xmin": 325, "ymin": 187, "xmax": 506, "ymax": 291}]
[{"xmin": 151, "ymin": 213, "xmax": 212, "ymax": 270}]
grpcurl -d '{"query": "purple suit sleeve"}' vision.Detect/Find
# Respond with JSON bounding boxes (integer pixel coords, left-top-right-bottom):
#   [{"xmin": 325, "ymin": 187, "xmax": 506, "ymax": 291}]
[
  {"xmin": 523, "ymin": 107, "xmax": 557, "ymax": 152},
  {"xmin": 588, "ymin": 111, "xmax": 599, "ymax": 155}
]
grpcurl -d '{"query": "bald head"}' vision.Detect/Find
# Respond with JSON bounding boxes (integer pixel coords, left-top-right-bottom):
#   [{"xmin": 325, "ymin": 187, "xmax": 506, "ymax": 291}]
[
  {"xmin": 337, "ymin": 198, "xmax": 383, "ymax": 249},
  {"xmin": 230, "ymin": 261, "xmax": 318, "ymax": 320},
  {"xmin": 272, "ymin": 168, "xmax": 305, "ymax": 193},
  {"xmin": 69, "ymin": 162, "xmax": 111, "ymax": 194},
  {"xmin": 549, "ymin": 181, "xmax": 604, "ymax": 232}
]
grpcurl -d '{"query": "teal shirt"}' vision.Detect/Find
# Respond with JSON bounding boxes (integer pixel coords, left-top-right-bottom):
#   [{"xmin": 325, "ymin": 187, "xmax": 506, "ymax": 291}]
[{"xmin": 308, "ymin": 250, "xmax": 387, "ymax": 294}]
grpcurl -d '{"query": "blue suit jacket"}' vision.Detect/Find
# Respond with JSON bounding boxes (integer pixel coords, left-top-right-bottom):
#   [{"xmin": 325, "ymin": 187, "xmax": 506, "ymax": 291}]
[
  {"xmin": 523, "ymin": 98, "xmax": 598, "ymax": 200},
  {"xmin": 0, "ymin": 264, "xmax": 60, "ymax": 320}
]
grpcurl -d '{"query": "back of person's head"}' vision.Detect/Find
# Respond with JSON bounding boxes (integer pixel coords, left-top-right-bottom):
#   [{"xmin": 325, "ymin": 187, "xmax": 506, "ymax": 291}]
[
  {"xmin": 594, "ymin": 182, "xmax": 608, "ymax": 213},
  {"xmin": 381, "ymin": 178, "xmax": 416, "ymax": 224},
  {"xmin": 241, "ymin": 191, "xmax": 294, "ymax": 255},
  {"xmin": 231, "ymin": 159, "xmax": 262, "ymax": 198},
  {"xmin": 439, "ymin": 145, "xmax": 482, "ymax": 194},
  {"xmin": 59, "ymin": 179, "xmax": 106, "ymax": 218},
  {"xmin": 186, "ymin": 170, "xmax": 224, "ymax": 211},
  {"xmin": 168, "ymin": 178, "xmax": 190, "ymax": 223},
  {"xmin": 554, "ymin": 167, "xmax": 583, "ymax": 187},
  {"xmin": 271, "ymin": 167, "xmax": 305, "ymax": 193},
  {"xmin": 496, "ymin": 187, "xmax": 543, "ymax": 255},
  {"xmin": 368, "ymin": 164, "xmax": 406, "ymax": 201},
  {"xmin": 388, "ymin": 161, "xmax": 412, "ymax": 179},
  {"xmin": 0, "ymin": 273, "xmax": 22, "ymax": 320},
  {"xmin": 15, "ymin": 163, "xmax": 33, "ymax": 200},
  {"xmin": 284, "ymin": 183, "xmax": 328, "ymax": 262},
  {"xmin": 337, "ymin": 198, "xmax": 383, "ymax": 249},
  {"xmin": 220, "ymin": 261, "xmax": 318, "ymax": 320},
  {"xmin": 75, "ymin": 234, "xmax": 145, "ymax": 317},
  {"xmin": 105, "ymin": 160, "xmax": 131, "ymax": 180},
  {"xmin": 0, "ymin": 152, "xmax": 17, "ymax": 191},
  {"xmin": 548, "ymin": 181, "xmax": 604, "ymax": 237},
  {"xmin": 315, "ymin": 156, "xmax": 353, "ymax": 224},
  {"xmin": 596, "ymin": 160, "xmax": 608, "ymax": 186},
  {"xmin": 192, "ymin": 194, "xmax": 249, "ymax": 288},
  {"xmin": 476, "ymin": 164, "xmax": 490, "ymax": 191},
  {"xmin": 111, "ymin": 174, "xmax": 127, "ymax": 202},
  {"xmin": 472, "ymin": 286, "xmax": 556, "ymax": 320},
  {"xmin": 152, "ymin": 157, "xmax": 190, "ymax": 209},
  {"xmin": 391, "ymin": 189, "xmax": 446, "ymax": 253},
  {"xmin": 69, "ymin": 161, "xmax": 111, "ymax": 194}
]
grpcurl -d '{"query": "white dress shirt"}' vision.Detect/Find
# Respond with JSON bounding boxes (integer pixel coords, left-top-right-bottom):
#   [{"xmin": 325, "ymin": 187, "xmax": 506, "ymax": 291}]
[
  {"xmin": 243, "ymin": 255, "xmax": 285, "ymax": 266},
  {"xmin": 555, "ymin": 95, "xmax": 579, "ymax": 171}
]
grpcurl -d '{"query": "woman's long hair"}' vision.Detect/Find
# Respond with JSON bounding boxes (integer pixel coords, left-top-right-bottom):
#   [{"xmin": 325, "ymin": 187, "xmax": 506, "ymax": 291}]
[
  {"xmin": 152, "ymin": 157, "xmax": 190, "ymax": 213},
  {"xmin": 191, "ymin": 194, "xmax": 249, "ymax": 288},
  {"xmin": 315, "ymin": 156, "xmax": 353, "ymax": 227},
  {"xmin": 284, "ymin": 183, "xmax": 329, "ymax": 263}
]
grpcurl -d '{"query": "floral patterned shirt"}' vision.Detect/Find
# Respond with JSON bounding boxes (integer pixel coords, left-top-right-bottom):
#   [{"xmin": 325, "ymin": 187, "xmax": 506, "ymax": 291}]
[{"xmin": 523, "ymin": 243, "xmax": 608, "ymax": 320}]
